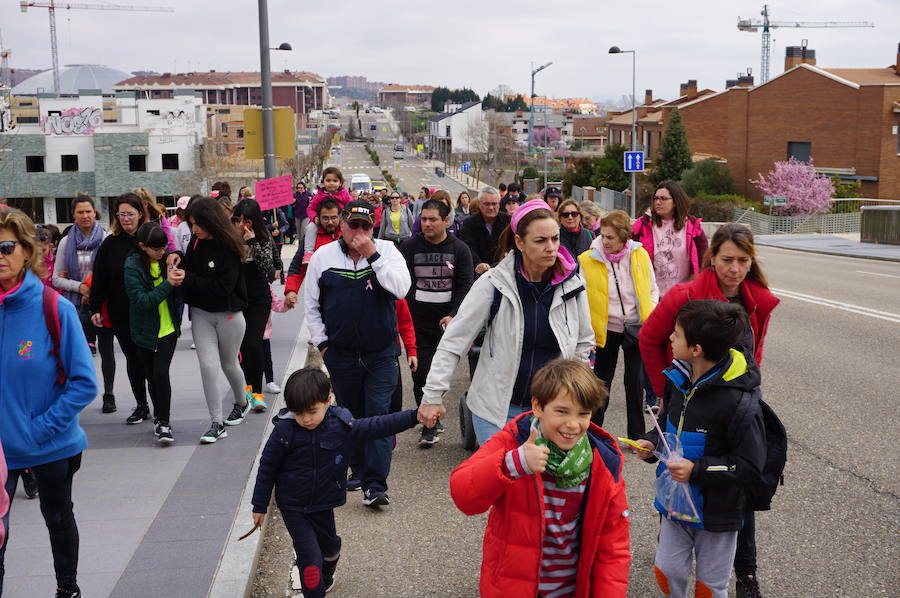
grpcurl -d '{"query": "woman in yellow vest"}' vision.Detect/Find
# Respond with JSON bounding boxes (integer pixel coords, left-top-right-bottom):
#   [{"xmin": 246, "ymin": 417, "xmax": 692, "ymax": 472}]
[{"xmin": 578, "ymin": 210, "xmax": 659, "ymax": 439}]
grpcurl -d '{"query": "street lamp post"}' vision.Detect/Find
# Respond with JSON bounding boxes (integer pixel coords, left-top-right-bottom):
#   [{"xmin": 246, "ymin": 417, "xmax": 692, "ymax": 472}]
[
  {"xmin": 257, "ymin": 0, "xmax": 292, "ymax": 179},
  {"xmin": 529, "ymin": 61, "xmax": 552, "ymax": 156},
  {"xmin": 609, "ymin": 46, "xmax": 636, "ymax": 218}
]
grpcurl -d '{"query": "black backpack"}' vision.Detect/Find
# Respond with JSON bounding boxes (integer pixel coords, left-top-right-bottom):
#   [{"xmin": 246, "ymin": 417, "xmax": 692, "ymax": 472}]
[{"xmin": 728, "ymin": 389, "xmax": 787, "ymax": 511}]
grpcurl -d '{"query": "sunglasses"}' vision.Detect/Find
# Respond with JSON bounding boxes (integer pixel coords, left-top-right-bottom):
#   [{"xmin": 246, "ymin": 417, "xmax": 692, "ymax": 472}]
[
  {"xmin": 559, "ymin": 211, "xmax": 580, "ymax": 218},
  {"xmin": 0, "ymin": 240, "xmax": 20, "ymax": 255},
  {"xmin": 347, "ymin": 220, "xmax": 373, "ymax": 230}
]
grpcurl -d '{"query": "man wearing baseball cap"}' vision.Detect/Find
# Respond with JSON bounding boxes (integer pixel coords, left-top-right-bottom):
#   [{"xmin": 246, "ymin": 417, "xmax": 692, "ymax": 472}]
[{"xmin": 303, "ymin": 201, "xmax": 413, "ymax": 508}]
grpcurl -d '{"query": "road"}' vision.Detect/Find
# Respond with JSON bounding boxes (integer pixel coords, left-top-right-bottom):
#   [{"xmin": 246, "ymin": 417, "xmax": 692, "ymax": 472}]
[{"xmin": 256, "ymin": 246, "xmax": 899, "ymax": 597}]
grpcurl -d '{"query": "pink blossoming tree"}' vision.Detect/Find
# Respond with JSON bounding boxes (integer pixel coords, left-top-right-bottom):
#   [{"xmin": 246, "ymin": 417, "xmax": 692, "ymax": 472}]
[{"xmin": 752, "ymin": 157, "xmax": 835, "ymax": 216}]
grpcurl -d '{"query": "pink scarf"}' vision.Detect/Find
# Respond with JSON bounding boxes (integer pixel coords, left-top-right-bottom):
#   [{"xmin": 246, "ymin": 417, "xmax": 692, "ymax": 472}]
[{"xmin": 604, "ymin": 241, "xmax": 630, "ymax": 263}]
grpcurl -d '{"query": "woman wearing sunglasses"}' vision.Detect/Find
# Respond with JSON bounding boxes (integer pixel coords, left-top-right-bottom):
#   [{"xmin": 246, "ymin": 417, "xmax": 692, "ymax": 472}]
[
  {"xmin": 556, "ymin": 198, "xmax": 593, "ymax": 259},
  {"xmin": 90, "ymin": 193, "xmax": 154, "ymax": 425},
  {"xmin": 0, "ymin": 207, "xmax": 97, "ymax": 598}
]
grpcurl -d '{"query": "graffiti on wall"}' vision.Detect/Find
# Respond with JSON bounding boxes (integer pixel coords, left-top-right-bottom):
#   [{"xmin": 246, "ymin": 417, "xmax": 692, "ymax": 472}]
[
  {"xmin": 165, "ymin": 110, "xmax": 194, "ymax": 128},
  {"xmin": 40, "ymin": 107, "xmax": 103, "ymax": 135}
]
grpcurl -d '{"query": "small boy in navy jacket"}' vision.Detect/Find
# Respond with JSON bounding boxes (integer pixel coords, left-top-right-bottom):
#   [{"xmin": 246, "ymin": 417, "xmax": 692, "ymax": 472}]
[{"xmin": 251, "ymin": 367, "xmax": 421, "ymax": 597}]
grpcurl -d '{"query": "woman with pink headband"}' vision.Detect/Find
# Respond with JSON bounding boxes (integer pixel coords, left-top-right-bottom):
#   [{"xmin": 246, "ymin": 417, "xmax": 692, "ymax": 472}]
[{"xmin": 419, "ymin": 199, "xmax": 594, "ymax": 445}]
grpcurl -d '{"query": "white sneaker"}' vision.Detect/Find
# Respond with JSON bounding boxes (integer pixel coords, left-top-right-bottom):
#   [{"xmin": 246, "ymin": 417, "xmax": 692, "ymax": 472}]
[{"xmin": 265, "ymin": 382, "xmax": 282, "ymax": 394}]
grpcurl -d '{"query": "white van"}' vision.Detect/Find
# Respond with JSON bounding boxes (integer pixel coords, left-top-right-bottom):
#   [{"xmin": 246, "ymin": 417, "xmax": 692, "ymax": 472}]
[{"xmin": 350, "ymin": 173, "xmax": 373, "ymax": 193}]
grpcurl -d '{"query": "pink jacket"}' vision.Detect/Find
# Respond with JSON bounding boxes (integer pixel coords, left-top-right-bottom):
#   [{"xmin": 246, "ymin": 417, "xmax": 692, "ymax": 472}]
[
  {"xmin": 305, "ymin": 187, "xmax": 352, "ymax": 220},
  {"xmin": 0, "ymin": 441, "xmax": 8, "ymax": 547},
  {"xmin": 631, "ymin": 214, "xmax": 708, "ymax": 276},
  {"xmin": 263, "ymin": 285, "xmax": 290, "ymax": 340}
]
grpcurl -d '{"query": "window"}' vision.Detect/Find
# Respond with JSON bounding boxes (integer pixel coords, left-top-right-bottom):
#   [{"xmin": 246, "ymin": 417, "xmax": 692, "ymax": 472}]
[
  {"xmin": 26, "ymin": 155, "xmax": 45, "ymax": 173},
  {"xmin": 5, "ymin": 198, "xmax": 44, "ymax": 223},
  {"xmin": 237, "ymin": 129, "xmax": 244, "ymax": 138},
  {"xmin": 787, "ymin": 141, "xmax": 811, "ymax": 163},
  {"xmin": 161, "ymin": 153, "xmax": 179, "ymax": 171},
  {"xmin": 146, "ymin": 110, "xmax": 160, "ymax": 116},
  {"xmin": 218, "ymin": 108, "xmax": 231, "ymax": 114},
  {"xmin": 445, "ymin": 126, "xmax": 451, "ymax": 137},
  {"xmin": 48, "ymin": 110, "xmax": 61, "ymax": 116},
  {"xmin": 55, "ymin": 198, "xmax": 74, "ymax": 223},
  {"xmin": 61, "ymin": 154, "xmax": 79, "ymax": 172},
  {"xmin": 16, "ymin": 116, "xmax": 38, "ymax": 123},
  {"xmin": 644, "ymin": 130, "xmax": 653, "ymax": 160},
  {"xmin": 221, "ymin": 123, "xmax": 228, "ymax": 135},
  {"xmin": 128, "ymin": 155, "xmax": 147, "ymax": 172}
]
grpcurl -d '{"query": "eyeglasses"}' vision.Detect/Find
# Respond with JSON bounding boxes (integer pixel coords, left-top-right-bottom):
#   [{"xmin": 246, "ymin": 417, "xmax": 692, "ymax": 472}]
[
  {"xmin": 559, "ymin": 211, "xmax": 580, "ymax": 218},
  {"xmin": 0, "ymin": 240, "xmax": 20, "ymax": 255},
  {"xmin": 146, "ymin": 245, "xmax": 167, "ymax": 252},
  {"xmin": 481, "ymin": 202, "xmax": 499, "ymax": 207},
  {"xmin": 653, "ymin": 196, "xmax": 672, "ymax": 202},
  {"xmin": 347, "ymin": 220, "xmax": 374, "ymax": 230},
  {"xmin": 117, "ymin": 212, "xmax": 140, "ymax": 220}
]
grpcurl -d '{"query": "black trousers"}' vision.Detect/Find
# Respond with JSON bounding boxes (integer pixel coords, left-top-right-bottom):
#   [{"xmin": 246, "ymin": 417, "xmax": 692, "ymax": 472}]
[
  {"xmin": 97, "ymin": 327, "xmax": 116, "ymax": 395},
  {"xmin": 263, "ymin": 338, "xmax": 274, "ymax": 384},
  {"xmin": 240, "ymin": 300, "xmax": 272, "ymax": 394},
  {"xmin": 281, "ymin": 509, "xmax": 341, "ymax": 598},
  {"xmin": 1, "ymin": 454, "xmax": 83, "ymax": 594},
  {"xmin": 411, "ymin": 323, "xmax": 442, "ymax": 408},
  {"xmin": 114, "ymin": 321, "xmax": 150, "ymax": 407},
  {"xmin": 136, "ymin": 332, "xmax": 177, "ymax": 423},
  {"xmin": 592, "ymin": 331, "xmax": 646, "ymax": 440},
  {"xmin": 734, "ymin": 509, "xmax": 757, "ymax": 576}
]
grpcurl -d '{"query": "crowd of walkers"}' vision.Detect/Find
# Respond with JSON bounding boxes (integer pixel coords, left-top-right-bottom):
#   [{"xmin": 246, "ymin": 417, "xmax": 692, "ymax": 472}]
[{"xmin": 0, "ymin": 168, "xmax": 779, "ymax": 598}]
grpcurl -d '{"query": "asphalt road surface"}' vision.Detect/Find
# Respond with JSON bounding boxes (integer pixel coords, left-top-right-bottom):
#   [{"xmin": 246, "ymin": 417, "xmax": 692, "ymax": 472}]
[{"xmin": 267, "ymin": 241, "xmax": 899, "ymax": 597}]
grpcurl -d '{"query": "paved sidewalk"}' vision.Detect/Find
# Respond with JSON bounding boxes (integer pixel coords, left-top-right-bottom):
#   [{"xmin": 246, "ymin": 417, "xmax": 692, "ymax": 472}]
[
  {"xmin": 3, "ymin": 276, "xmax": 306, "ymax": 598},
  {"xmin": 755, "ymin": 233, "xmax": 900, "ymax": 262}
]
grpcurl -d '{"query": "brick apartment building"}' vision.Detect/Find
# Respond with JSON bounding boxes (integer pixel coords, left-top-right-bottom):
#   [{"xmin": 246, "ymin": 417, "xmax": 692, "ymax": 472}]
[
  {"xmin": 608, "ymin": 44, "xmax": 900, "ymax": 200},
  {"xmin": 377, "ymin": 84, "xmax": 435, "ymax": 108}
]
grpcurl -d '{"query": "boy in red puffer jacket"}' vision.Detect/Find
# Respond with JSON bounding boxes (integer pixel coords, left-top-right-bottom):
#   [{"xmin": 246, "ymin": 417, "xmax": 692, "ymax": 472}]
[{"xmin": 450, "ymin": 359, "xmax": 630, "ymax": 598}]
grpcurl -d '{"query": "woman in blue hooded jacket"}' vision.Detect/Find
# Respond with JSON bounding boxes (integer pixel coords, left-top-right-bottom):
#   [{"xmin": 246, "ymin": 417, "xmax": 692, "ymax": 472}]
[{"xmin": 0, "ymin": 207, "xmax": 97, "ymax": 598}]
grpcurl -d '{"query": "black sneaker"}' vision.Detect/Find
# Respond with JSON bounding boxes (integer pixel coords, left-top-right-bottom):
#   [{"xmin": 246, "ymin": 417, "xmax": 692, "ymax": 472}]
[
  {"xmin": 126, "ymin": 405, "xmax": 150, "ymax": 425},
  {"xmin": 346, "ymin": 475, "xmax": 362, "ymax": 492},
  {"xmin": 199, "ymin": 422, "xmax": 228, "ymax": 444},
  {"xmin": 435, "ymin": 420, "xmax": 446, "ymax": 434},
  {"xmin": 55, "ymin": 585, "xmax": 81, "ymax": 598},
  {"xmin": 224, "ymin": 402, "xmax": 250, "ymax": 426},
  {"xmin": 88, "ymin": 342, "xmax": 97, "ymax": 356},
  {"xmin": 419, "ymin": 426, "xmax": 439, "ymax": 447},
  {"xmin": 322, "ymin": 555, "xmax": 340, "ymax": 592},
  {"xmin": 101, "ymin": 393, "xmax": 117, "ymax": 413},
  {"xmin": 22, "ymin": 469, "xmax": 38, "ymax": 499},
  {"xmin": 736, "ymin": 574, "xmax": 763, "ymax": 598},
  {"xmin": 362, "ymin": 488, "xmax": 390, "ymax": 508},
  {"xmin": 155, "ymin": 421, "xmax": 174, "ymax": 444}
]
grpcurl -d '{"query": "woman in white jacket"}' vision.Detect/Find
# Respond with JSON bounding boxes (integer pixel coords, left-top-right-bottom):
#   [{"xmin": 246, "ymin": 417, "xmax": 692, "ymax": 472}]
[{"xmin": 420, "ymin": 199, "xmax": 594, "ymax": 444}]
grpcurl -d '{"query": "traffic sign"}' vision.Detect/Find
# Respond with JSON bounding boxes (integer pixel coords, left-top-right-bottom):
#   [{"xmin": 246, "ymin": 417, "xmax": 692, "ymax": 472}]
[
  {"xmin": 764, "ymin": 196, "xmax": 788, "ymax": 206},
  {"xmin": 624, "ymin": 151, "xmax": 644, "ymax": 172},
  {"xmin": 461, "ymin": 162, "xmax": 471, "ymax": 173}
]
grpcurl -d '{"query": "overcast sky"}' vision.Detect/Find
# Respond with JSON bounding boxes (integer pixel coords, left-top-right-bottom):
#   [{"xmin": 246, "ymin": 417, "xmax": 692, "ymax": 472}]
[{"xmin": 2, "ymin": 0, "xmax": 896, "ymax": 102}]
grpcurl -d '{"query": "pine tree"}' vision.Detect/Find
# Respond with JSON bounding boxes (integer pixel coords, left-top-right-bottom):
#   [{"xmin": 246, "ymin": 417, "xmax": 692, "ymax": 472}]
[{"xmin": 651, "ymin": 109, "xmax": 692, "ymax": 185}]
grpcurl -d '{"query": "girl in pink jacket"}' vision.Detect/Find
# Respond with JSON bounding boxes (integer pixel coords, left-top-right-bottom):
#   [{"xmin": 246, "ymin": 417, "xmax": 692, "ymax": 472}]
[{"xmin": 302, "ymin": 167, "xmax": 353, "ymax": 262}]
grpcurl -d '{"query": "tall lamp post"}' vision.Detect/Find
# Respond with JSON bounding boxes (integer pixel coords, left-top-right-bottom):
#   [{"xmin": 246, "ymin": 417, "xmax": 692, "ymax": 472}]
[
  {"xmin": 258, "ymin": 0, "xmax": 292, "ymax": 179},
  {"xmin": 609, "ymin": 46, "xmax": 636, "ymax": 217},
  {"xmin": 529, "ymin": 61, "xmax": 552, "ymax": 155}
]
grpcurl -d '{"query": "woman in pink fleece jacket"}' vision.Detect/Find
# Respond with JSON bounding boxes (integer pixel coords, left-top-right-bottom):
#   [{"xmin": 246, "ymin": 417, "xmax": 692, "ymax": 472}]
[{"xmin": 302, "ymin": 167, "xmax": 353, "ymax": 261}]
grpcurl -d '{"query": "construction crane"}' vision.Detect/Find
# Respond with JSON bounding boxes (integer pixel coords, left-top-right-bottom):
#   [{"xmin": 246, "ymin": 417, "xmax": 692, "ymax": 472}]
[
  {"xmin": 20, "ymin": 1, "xmax": 175, "ymax": 95},
  {"xmin": 738, "ymin": 4, "xmax": 874, "ymax": 83}
]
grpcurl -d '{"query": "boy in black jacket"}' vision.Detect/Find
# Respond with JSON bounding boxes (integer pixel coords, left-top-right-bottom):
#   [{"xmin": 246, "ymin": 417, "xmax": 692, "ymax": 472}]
[
  {"xmin": 251, "ymin": 367, "xmax": 425, "ymax": 598},
  {"xmin": 633, "ymin": 300, "xmax": 766, "ymax": 598}
]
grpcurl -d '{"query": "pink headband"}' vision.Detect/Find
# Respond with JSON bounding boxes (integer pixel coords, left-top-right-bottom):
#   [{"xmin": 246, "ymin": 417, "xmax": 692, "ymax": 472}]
[{"xmin": 510, "ymin": 199, "xmax": 552, "ymax": 234}]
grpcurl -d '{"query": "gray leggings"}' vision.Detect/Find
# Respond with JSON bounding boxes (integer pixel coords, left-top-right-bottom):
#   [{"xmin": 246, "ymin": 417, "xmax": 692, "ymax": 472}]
[{"xmin": 191, "ymin": 308, "xmax": 247, "ymax": 423}]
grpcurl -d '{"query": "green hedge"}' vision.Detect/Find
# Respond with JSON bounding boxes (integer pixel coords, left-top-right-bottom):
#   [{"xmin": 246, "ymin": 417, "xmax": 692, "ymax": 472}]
[{"xmin": 689, "ymin": 194, "xmax": 762, "ymax": 222}]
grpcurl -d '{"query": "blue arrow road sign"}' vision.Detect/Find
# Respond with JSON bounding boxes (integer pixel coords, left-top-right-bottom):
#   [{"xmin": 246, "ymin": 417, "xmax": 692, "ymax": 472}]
[
  {"xmin": 624, "ymin": 151, "xmax": 644, "ymax": 172},
  {"xmin": 461, "ymin": 162, "xmax": 471, "ymax": 173}
]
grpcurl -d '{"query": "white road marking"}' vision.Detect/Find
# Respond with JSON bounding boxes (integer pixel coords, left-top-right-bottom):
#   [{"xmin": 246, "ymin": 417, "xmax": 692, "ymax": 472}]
[
  {"xmin": 771, "ymin": 287, "xmax": 900, "ymax": 324},
  {"xmin": 856, "ymin": 270, "xmax": 900, "ymax": 280}
]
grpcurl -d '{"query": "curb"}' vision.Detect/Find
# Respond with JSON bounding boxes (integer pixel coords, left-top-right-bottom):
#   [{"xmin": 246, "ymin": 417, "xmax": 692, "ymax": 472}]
[
  {"xmin": 206, "ymin": 320, "xmax": 311, "ymax": 598},
  {"xmin": 755, "ymin": 240, "xmax": 900, "ymax": 263}
]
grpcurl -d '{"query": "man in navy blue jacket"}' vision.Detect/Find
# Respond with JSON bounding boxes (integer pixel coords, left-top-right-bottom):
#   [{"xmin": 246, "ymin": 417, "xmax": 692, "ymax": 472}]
[{"xmin": 303, "ymin": 201, "xmax": 412, "ymax": 508}]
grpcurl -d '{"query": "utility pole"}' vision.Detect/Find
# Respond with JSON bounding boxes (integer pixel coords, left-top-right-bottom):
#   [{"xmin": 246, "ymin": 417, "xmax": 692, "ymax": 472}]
[
  {"xmin": 609, "ymin": 46, "xmax": 636, "ymax": 217},
  {"xmin": 257, "ymin": 0, "xmax": 276, "ymax": 179},
  {"xmin": 529, "ymin": 61, "xmax": 552, "ymax": 155}
]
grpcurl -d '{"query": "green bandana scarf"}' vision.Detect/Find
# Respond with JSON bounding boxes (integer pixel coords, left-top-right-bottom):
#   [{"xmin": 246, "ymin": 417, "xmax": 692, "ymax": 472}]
[{"xmin": 531, "ymin": 416, "xmax": 593, "ymax": 488}]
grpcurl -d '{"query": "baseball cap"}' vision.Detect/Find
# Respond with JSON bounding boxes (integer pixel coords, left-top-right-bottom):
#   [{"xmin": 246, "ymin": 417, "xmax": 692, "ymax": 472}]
[
  {"xmin": 176, "ymin": 196, "xmax": 191, "ymax": 210},
  {"xmin": 544, "ymin": 186, "xmax": 562, "ymax": 198},
  {"xmin": 342, "ymin": 200, "xmax": 375, "ymax": 223}
]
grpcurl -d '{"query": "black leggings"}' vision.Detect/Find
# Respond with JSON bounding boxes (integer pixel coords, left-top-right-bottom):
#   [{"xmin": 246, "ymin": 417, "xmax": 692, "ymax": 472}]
[
  {"xmin": 592, "ymin": 331, "xmax": 646, "ymax": 440},
  {"xmin": 114, "ymin": 322, "xmax": 150, "ymax": 407},
  {"xmin": 0, "ymin": 453, "xmax": 83, "ymax": 594},
  {"xmin": 263, "ymin": 338, "xmax": 274, "ymax": 384},
  {"xmin": 240, "ymin": 300, "xmax": 271, "ymax": 394},
  {"xmin": 136, "ymin": 333, "xmax": 177, "ymax": 423},
  {"xmin": 97, "ymin": 327, "xmax": 116, "ymax": 395}
]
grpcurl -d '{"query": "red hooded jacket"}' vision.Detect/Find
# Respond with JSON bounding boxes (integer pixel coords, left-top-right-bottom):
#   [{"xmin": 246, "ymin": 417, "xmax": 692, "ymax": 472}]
[
  {"xmin": 638, "ymin": 268, "xmax": 780, "ymax": 396},
  {"xmin": 450, "ymin": 413, "xmax": 630, "ymax": 598}
]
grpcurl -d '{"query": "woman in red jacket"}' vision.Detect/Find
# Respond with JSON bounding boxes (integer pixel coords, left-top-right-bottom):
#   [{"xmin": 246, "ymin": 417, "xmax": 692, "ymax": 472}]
[
  {"xmin": 638, "ymin": 222, "xmax": 779, "ymax": 598},
  {"xmin": 450, "ymin": 359, "xmax": 630, "ymax": 598}
]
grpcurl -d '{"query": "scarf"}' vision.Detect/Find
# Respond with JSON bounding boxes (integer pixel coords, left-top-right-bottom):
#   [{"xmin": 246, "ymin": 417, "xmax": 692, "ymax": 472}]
[
  {"xmin": 604, "ymin": 240, "xmax": 630, "ymax": 263},
  {"xmin": 64, "ymin": 221, "xmax": 104, "ymax": 282},
  {"xmin": 531, "ymin": 416, "xmax": 593, "ymax": 488}
]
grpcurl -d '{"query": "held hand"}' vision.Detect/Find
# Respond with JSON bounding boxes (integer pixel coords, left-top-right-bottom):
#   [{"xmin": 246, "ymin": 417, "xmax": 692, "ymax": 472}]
[
  {"xmin": 284, "ymin": 291, "xmax": 298, "ymax": 309},
  {"xmin": 522, "ymin": 427, "xmax": 550, "ymax": 473},
  {"xmin": 348, "ymin": 232, "xmax": 376, "ymax": 258},
  {"xmin": 251, "ymin": 512, "xmax": 265, "ymax": 528},
  {"xmin": 439, "ymin": 316, "xmax": 453, "ymax": 330},
  {"xmin": 78, "ymin": 283, "xmax": 90, "ymax": 297},
  {"xmin": 633, "ymin": 439, "xmax": 656, "ymax": 460},
  {"xmin": 408, "ymin": 356, "xmax": 418, "ymax": 372},
  {"xmin": 474, "ymin": 263, "xmax": 490, "ymax": 275},
  {"xmin": 166, "ymin": 253, "xmax": 181, "ymax": 268},
  {"xmin": 167, "ymin": 268, "xmax": 185, "ymax": 286},
  {"xmin": 417, "ymin": 403, "xmax": 445, "ymax": 428},
  {"xmin": 90, "ymin": 313, "xmax": 103, "ymax": 328},
  {"xmin": 272, "ymin": 228, "xmax": 280, "ymax": 237},
  {"xmin": 667, "ymin": 458, "xmax": 695, "ymax": 483}
]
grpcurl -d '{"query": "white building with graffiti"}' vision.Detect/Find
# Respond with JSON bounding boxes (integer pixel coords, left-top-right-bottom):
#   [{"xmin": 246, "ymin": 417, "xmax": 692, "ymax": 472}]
[{"xmin": 0, "ymin": 90, "xmax": 207, "ymax": 224}]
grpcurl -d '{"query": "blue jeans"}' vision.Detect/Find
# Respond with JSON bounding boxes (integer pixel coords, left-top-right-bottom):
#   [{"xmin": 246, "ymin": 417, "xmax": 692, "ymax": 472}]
[
  {"xmin": 471, "ymin": 403, "xmax": 529, "ymax": 446},
  {"xmin": 324, "ymin": 348, "xmax": 399, "ymax": 493}
]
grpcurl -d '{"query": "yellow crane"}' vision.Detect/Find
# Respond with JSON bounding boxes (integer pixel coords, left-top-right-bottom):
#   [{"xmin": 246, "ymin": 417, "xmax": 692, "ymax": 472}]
[
  {"xmin": 738, "ymin": 4, "xmax": 874, "ymax": 83},
  {"xmin": 20, "ymin": 1, "xmax": 175, "ymax": 94}
]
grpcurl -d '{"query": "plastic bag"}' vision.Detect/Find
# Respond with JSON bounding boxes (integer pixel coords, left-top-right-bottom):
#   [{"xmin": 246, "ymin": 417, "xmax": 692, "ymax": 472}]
[{"xmin": 653, "ymin": 433, "xmax": 701, "ymax": 524}]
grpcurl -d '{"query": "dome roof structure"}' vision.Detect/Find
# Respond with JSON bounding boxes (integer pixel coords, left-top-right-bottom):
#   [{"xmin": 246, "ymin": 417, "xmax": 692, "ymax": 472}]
[{"xmin": 11, "ymin": 64, "xmax": 131, "ymax": 96}]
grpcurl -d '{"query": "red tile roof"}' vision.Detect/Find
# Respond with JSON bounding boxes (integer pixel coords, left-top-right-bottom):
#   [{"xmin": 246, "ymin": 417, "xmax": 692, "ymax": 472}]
[
  {"xmin": 379, "ymin": 84, "xmax": 436, "ymax": 93},
  {"xmin": 114, "ymin": 70, "xmax": 325, "ymax": 88}
]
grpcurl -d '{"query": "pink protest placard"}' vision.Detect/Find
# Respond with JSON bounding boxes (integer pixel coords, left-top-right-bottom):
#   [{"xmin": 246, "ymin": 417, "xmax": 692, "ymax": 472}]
[{"xmin": 255, "ymin": 175, "xmax": 294, "ymax": 210}]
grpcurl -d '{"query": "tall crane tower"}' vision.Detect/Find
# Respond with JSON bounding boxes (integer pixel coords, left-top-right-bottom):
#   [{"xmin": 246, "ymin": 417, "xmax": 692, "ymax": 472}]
[
  {"xmin": 20, "ymin": 1, "xmax": 175, "ymax": 95},
  {"xmin": 738, "ymin": 4, "xmax": 874, "ymax": 83}
]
